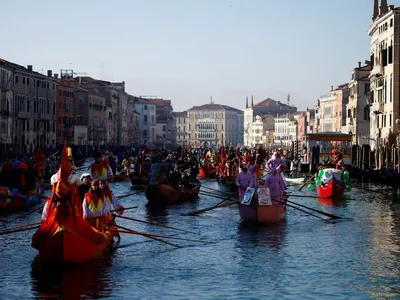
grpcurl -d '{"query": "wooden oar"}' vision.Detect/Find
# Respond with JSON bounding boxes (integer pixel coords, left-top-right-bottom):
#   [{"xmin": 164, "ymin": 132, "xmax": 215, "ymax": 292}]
[
  {"xmin": 0, "ymin": 225, "xmax": 40, "ymax": 236},
  {"xmin": 181, "ymin": 200, "xmax": 239, "ymax": 216},
  {"xmin": 110, "ymin": 206, "xmax": 138, "ymax": 213},
  {"xmin": 116, "ymin": 215, "xmax": 197, "ymax": 234},
  {"xmin": 201, "ymin": 185, "xmax": 235, "ymax": 195},
  {"xmin": 2, "ymin": 205, "xmax": 44, "ymax": 225},
  {"xmin": 299, "ymin": 174, "xmax": 315, "ymax": 191},
  {"xmin": 272, "ymin": 198, "xmax": 329, "ymax": 222},
  {"xmin": 115, "ymin": 229, "xmax": 210, "ymax": 243},
  {"xmin": 117, "ymin": 190, "xmax": 144, "ymax": 199},
  {"xmin": 285, "ymin": 198, "xmax": 351, "ymax": 220},
  {"xmin": 115, "ymin": 224, "xmax": 182, "ymax": 248},
  {"xmin": 1, "ymin": 221, "xmax": 41, "ymax": 232}
]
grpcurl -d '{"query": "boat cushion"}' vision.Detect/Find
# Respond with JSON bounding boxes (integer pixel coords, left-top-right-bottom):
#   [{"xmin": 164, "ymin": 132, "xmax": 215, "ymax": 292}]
[{"xmin": 321, "ymin": 168, "xmax": 342, "ymax": 182}]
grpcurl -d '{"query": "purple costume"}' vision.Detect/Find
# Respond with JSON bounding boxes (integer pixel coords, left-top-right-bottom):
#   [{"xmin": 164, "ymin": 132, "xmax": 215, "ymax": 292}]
[
  {"xmin": 266, "ymin": 154, "xmax": 286, "ymax": 188},
  {"xmin": 259, "ymin": 172, "xmax": 286, "ymax": 204},
  {"xmin": 248, "ymin": 165, "xmax": 258, "ymax": 189},
  {"xmin": 235, "ymin": 169, "xmax": 255, "ymax": 202}
]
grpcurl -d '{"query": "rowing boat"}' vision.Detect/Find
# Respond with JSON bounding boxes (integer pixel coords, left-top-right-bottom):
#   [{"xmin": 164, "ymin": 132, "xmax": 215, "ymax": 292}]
[
  {"xmin": 282, "ymin": 174, "xmax": 306, "ymax": 185},
  {"xmin": 317, "ymin": 168, "xmax": 345, "ymax": 198},
  {"xmin": 145, "ymin": 180, "xmax": 201, "ymax": 205}
]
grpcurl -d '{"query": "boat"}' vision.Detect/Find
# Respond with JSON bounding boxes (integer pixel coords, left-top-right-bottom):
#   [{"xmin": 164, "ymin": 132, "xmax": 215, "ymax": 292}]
[
  {"xmin": 239, "ymin": 188, "xmax": 286, "ymax": 224},
  {"xmin": 74, "ymin": 158, "xmax": 86, "ymax": 167},
  {"xmin": 316, "ymin": 168, "xmax": 345, "ymax": 198},
  {"xmin": 32, "ymin": 215, "xmax": 116, "ymax": 263},
  {"xmin": 282, "ymin": 173, "xmax": 306, "ymax": 185},
  {"xmin": 112, "ymin": 174, "xmax": 129, "ymax": 182},
  {"xmin": 216, "ymin": 176, "xmax": 238, "ymax": 193},
  {"xmin": 145, "ymin": 179, "xmax": 201, "ymax": 205}
]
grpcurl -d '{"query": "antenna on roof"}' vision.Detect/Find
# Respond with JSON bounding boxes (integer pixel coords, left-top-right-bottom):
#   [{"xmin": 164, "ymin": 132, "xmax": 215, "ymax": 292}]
[
  {"xmin": 210, "ymin": 96, "xmax": 214, "ymax": 104},
  {"xmin": 287, "ymin": 94, "xmax": 291, "ymax": 106}
]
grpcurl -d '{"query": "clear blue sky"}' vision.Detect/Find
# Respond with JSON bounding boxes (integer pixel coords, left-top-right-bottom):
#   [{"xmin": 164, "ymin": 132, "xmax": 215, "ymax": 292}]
[{"xmin": 1, "ymin": 0, "xmax": 397, "ymax": 112}]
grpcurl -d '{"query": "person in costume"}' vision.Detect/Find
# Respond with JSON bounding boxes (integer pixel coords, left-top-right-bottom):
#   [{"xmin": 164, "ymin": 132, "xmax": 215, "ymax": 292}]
[
  {"xmin": 82, "ymin": 179, "xmax": 106, "ymax": 231},
  {"xmin": 78, "ymin": 173, "xmax": 92, "ymax": 202},
  {"xmin": 266, "ymin": 151, "xmax": 286, "ymax": 189},
  {"xmin": 259, "ymin": 170, "xmax": 286, "ymax": 203},
  {"xmin": 88, "ymin": 152, "xmax": 114, "ymax": 181},
  {"xmin": 331, "ymin": 149, "xmax": 344, "ymax": 170},
  {"xmin": 235, "ymin": 164, "xmax": 255, "ymax": 202}
]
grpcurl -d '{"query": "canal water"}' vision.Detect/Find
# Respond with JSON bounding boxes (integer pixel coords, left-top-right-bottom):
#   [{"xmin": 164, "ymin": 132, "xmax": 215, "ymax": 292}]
[{"xmin": 0, "ymin": 166, "xmax": 400, "ymax": 299}]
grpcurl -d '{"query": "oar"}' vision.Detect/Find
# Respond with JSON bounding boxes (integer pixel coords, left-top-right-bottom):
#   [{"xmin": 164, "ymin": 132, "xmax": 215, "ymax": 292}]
[
  {"xmin": 201, "ymin": 185, "xmax": 235, "ymax": 195},
  {"xmin": 1, "ymin": 221, "xmax": 41, "ymax": 232},
  {"xmin": 115, "ymin": 229, "xmax": 209, "ymax": 243},
  {"xmin": 299, "ymin": 174, "xmax": 315, "ymax": 191},
  {"xmin": 181, "ymin": 200, "xmax": 239, "ymax": 216},
  {"xmin": 110, "ymin": 206, "xmax": 138, "ymax": 213},
  {"xmin": 115, "ymin": 224, "xmax": 182, "ymax": 248},
  {"xmin": 285, "ymin": 198, "xmax": 351, "ymax": 220},
  {"xmin": 0, "ymin": 225, "xmax": 40, "ymax": 236},
  {"xmin": 116, "ymin": 215, "xmax": 197, "ymax": 234},
  {"xmin": 272, "ymin": 198, "xmax": 329, "ymax": 222},
  {"xmin": 0, "ymin": 218, "xmax": 8, "ymax": 223},
  {"xmin": 117, "ymin": 190, "xmax": 144, "ymax": 199},
  {"xmin": 2, "ymin": 205, "xmax": 45, "ymax": 225}
]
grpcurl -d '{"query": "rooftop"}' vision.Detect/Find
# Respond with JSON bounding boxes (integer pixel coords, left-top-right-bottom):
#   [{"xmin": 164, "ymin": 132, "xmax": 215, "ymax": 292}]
[
  {"xmin": 188, "ymin": 103, "xmax": 243, "ymax": 113},
  {"xmin": 253, "ymin": 98, "xmax": 297, "ymax": 109}
]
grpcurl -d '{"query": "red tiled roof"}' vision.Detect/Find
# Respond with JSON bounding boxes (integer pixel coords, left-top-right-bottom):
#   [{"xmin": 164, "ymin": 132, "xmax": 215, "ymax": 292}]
[
  {"xmin": 146, "ymin": 99, "xmax": 172, "ymax": 106},
  {"xmin": 252, "ymin": 98, "xmax": 280, "ymax": 108},
  {"xmin": 172, "ymin": 111, "xmax": 187, "ymax": 117}
]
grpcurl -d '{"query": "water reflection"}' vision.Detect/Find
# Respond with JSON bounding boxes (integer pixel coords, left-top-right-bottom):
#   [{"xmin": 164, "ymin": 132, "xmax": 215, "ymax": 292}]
[
  {"xmin": 236, "ymin": 221, "xmax": 287, "ymax": 252},
  {"xmin": 317, "ymin": 196, "xmax": 349, "ymax": 208},
  {"xmin": 31, "ymin": 258, "xmax": 113, "ymax": 300},
  {"xmin": 144, "ymin": 203, "xmax": 169, "ymax": 223}
]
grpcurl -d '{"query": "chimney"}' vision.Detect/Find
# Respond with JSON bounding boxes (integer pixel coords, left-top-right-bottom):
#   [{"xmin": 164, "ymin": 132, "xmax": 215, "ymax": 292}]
[
  {"xmin": 373, "ymin": 0, "xmax": 379, "ymax": 20},
  {"xmin": 47, "ymin": 70, "xmax": 52, "ymax": 77},
  {"xmin": 54, "ymin": 74, "xmax": 58, "ymax": 79},
  {"xmin": 390, "ymin": 5, "xmax": 394, "ymax": 10},
  {"xmin": 380, "ymin": 0, "xmax": 388, "ymax": 15},
  {"xmin": 358, "ymin": 61, "xmax": 361, "ymax": 68},
  {"xmin": 246, "ymin": 96, "xmax": 248, "ymax": 108},
  {"xmin": 251, "ymin": 95, "xmax": 254, "ymax": 107},
  {"xmin": 27, "ymin": 65, "xmax": 33, "ymax": 72},
  {"xmin": 331, "ymin": 85, "xmax": 334, "ymax": 91}
]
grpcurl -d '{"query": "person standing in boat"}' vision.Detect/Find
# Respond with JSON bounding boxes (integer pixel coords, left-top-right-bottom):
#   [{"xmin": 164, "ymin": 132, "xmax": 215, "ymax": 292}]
[
  {"xmin": 78, "ymin": 173, "xmax": 92, "ymax": 202},
  {"xmin": 82, "ymin": 179, "xmax": 108, "ymax": 231},
  {"xmin": 266, "ymin": 151, "xmax": 286, "ymax": 188},
  {"xmin": 235, "ymin": 164, "xmax": 256, "ymax": 202},
  {"xmin": 259, "ymin": 170, "xmax": 286, "ymax": 204},
  {"xmin": 88, "ymin": 152, "xmax": 114, "ymax": 182},
  {"xmin": 248, "ymin": 164, "xmax": 258, "ymax": 189},
  {"xmin": 331, "ymin": 149, "xmax": 344, "ymax": 170}
]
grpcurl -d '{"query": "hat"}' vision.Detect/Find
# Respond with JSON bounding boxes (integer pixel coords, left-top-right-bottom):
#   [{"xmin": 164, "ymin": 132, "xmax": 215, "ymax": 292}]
[
  {"xmin": 332, "ymin": 149, "xmax": 339, "ymax": 155},
  {"xmin": 80, "ymin": 173, "xmax": 92, "ymax": 181}
]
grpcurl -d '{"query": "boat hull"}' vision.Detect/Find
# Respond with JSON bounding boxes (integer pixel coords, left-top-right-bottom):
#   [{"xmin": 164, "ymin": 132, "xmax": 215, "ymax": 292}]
[
  {"xmin": 145, "ymin": 180, "xmax": 201, "ymax": 205},
  {"xmin": 199, "ymin": 166, "xmax": 216, "ymax": 179},
  {"xmin": 317, "ymin": 178, "xmax": 345, "ymax": 198},
  {"xmin": 239, "ymin": 202, "xmax": 286, "ymax": 224}
]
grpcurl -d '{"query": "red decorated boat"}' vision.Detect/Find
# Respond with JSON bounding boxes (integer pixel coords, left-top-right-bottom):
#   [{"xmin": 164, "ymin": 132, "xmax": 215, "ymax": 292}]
[
  {"xmin": 199, "ymin": 164, "xmax": 216, "ymax": 179},
  {"xmin": 317, "ymin": 168, "xmax": 345, "ymax": 198},
  {"xmin": 239, "ymin": 187, "xmax": 286, "ymax": 224}
]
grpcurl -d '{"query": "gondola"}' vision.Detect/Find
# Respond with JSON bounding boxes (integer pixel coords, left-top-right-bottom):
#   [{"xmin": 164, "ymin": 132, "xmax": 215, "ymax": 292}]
[{"xmin": 145, "ymin": 179, "xmax": 201, "ymax": 205}]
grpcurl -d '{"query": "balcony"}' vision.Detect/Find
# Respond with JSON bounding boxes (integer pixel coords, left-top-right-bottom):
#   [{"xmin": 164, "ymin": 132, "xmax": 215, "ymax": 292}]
[{"xmin": 372, "ymin": 101, "xmax": 384, "ymax": 114}]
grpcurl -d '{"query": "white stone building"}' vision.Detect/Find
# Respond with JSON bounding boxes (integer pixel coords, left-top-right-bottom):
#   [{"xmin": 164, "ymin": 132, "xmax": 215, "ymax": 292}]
[
  {"xmin": 368, "ymin": 0, "xmax": 400, "ymax": 149},
  {"xmin": 274, "ymin": 114, "xmax": 297, "ymax": 147},
  {"xmin": 346, "ymin": 62, "xmax": 372, "ymax": 144},
  {"xmin": 187, "ymin": 103, "xmax": 243, "ymax": 148}
]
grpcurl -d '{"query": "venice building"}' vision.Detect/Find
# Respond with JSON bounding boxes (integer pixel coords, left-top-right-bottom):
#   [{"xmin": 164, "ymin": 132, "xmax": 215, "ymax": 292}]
[
  {"xmin": 368, "ymin": 0, "xmax": 400, "ymax": 149},
  {"xmin": 187, "ymin": 102, "xmax": 244, "ymax": 148}
]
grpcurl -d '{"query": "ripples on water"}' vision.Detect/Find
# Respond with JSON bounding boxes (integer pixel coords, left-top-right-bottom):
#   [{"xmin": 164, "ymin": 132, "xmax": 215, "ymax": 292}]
[{"xmin": 0, "ymin": 173, "xmax": 400, "ymax": 299}]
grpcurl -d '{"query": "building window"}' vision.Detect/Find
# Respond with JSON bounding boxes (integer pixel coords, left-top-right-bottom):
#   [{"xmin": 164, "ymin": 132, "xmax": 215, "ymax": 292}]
[
  {"xmin": 144, "ymin": 105, "xmax": 147, "ymax": 110},
  {"xmin": 15, "ymin": 75, "xmax": 18, "ymax": 84}
]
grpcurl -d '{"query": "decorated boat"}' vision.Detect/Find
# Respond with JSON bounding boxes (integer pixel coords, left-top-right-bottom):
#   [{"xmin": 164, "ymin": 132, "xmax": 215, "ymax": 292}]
[
  {"xmin": 145, "ymin": 179, "xmax": 201, "ymax": 205},
  {"xmin": 32, "ymin": 142, "xmax": 118, "ymax": 263},
  {"xmin": 239, "ymin": 187, "xmax": 286, "ymax": 224},
  {"xmin": 0, "ymin": 192, "xmax": 42, "ymax": 211},
  {"xmin": 32, "ymin": 211, "xmax": 116, "ymax": 263},
  {"xmin": 313, "ymin": 168, "xmax": 350, "ymax": 198}
]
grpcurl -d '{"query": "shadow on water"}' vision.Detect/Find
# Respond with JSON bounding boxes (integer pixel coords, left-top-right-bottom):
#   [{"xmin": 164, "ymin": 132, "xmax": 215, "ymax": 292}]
[
  {"xmin": 144, "ymin": 203, "xmax": 169, "ymax": 224},
  {"xmin": 30, "ymin": 257, "xmax": 114, "ymax": 300},
  {"xmin": 236, "ymin": 221, "xmax": 288, "ymax": 251}
]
